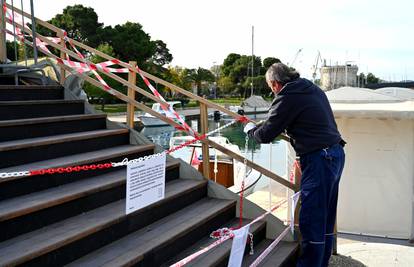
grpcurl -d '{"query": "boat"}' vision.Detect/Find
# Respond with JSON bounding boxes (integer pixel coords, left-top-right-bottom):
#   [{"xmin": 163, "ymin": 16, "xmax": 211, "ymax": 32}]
[
  {"xmin": 138, "ymin": 101, "xmax": 185, "ymax": 127},
  {"xmin": 169, "ymin": 135, "xmax": 260, "ymax": 195}
]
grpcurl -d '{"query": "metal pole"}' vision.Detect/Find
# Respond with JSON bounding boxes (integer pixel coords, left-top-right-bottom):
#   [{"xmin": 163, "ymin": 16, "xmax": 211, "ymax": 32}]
[
  {"xmin": 20, "ymin": 0, "xmax": 27, "ymax": 66},
  {"xmin": 29, "ymin": 0, "xmax": 37, "ymax": 65},
  {"xmin": 250, "ymin": 25, "xmax": 254, "ymax": 97},
  {"xmin": 11, "ymin": 0, "xmax": 18, "ymax": 65},
  {"xmin": 0, "ymin": 0, "xmax": 7, "ymax": 63}
]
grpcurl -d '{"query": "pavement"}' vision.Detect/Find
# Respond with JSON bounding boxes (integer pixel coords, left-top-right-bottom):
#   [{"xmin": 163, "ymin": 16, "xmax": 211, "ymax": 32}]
[
  {"xmin": 246, "ymin": 191, "xmax": 414, "ymax": 267},
  {"xmin": 329, "ymin": 233, "xmax": 414, "ymax": 267}
]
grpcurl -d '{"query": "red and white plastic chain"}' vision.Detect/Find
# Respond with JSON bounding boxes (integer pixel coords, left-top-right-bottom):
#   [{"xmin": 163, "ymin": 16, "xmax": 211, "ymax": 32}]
[{"xmin": 0, "ymin": 117, "xmax": 248, "ymax": 179}]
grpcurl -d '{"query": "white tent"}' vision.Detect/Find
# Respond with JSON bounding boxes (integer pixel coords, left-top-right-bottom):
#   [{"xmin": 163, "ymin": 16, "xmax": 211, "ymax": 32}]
[
  {"xmin": 326, "ymin": 87, "xmax": 414, "ymax": 239},
  {"xmin": 375, "ymin": 87, "xmax": 414, "ymax": 101}
]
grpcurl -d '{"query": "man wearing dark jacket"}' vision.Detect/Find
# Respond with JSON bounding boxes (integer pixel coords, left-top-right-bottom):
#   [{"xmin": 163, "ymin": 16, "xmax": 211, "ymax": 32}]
[{"xmin": 244, "ymin": 63, "xmax": 345, "ymax": 267}]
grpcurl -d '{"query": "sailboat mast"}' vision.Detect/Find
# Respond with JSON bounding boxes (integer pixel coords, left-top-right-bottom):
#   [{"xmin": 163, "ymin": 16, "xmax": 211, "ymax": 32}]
[{"xmin": 251, "ymin": 25, "xmax": 254, "ymax": 97}]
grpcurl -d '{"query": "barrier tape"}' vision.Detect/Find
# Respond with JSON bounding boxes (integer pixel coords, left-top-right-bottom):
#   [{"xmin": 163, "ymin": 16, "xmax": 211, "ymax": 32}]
[
  {"xmin": 169, "ymin": 198, "xmax": 288, "ymax": 267},
  {"xmin": 249, "ymin": 226, "xmax": 291, "ymax": 267},
  {"xmin": 5, "ymin": 6, "xmax": 197, "ymax": 137},
  {"xmin": 4, "ymin": 7, "xmax": 196, "ymax": 137},
  {"xmin": 289, "ymin": 160, "xmax": 301, "ymax": 183}
]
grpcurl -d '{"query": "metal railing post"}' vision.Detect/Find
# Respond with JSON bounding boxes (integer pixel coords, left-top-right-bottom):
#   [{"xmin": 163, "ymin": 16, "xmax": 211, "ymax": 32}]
[
  {"xmin": 29, "ymin": 0, "xmax": 37, "ymax": 65},
  {"xmin": 0, "ymin": 0, "xmax": 7, "ymax": 63},
  {"xmin": 59, "ymin": 32, "xmax": 66, "ymax": 85},
  {"xmin": 200, "ymin": 103, "xmax": 210, "ymax": 179},
  {"xmin": 11, "ymin": 2, "xmax": 297, "ymax": 193},
  {"xmin": 127, "ymin": 61, "xmax": 137, "ymax": 129},
  {"xmin": 20, "ymin": 0, "xmax": 27, "ymax": 66}
]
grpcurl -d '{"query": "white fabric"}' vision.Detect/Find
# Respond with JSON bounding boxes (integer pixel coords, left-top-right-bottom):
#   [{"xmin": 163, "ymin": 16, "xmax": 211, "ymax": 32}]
[
  {"xmin": 335, "ymin": 116, "xmax": 414, "ymax": 239},
  {"xmin": 243, "ymin": 122, "xmax": 256, "ymax": 133}
]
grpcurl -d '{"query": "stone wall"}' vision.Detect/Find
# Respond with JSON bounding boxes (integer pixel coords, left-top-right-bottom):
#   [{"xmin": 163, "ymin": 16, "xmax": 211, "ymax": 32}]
[{"xmin": 320, "ymin": 65, "xmax": 358, "ymax": 90}]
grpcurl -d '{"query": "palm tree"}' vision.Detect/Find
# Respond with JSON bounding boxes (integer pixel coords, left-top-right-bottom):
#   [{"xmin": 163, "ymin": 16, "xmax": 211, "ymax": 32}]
[{"xmin": 184, "ymin": 67, "xmax": 215, "ymax": 96}]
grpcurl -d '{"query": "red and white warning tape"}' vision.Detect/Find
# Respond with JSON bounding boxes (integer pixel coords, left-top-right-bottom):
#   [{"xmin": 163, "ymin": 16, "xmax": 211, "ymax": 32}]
[
  {"xmin": 169, "ymin": 199, "xmax": 289, "ymax": 267},
  {"xmin": 249, "ymin": 226, "xmax": 291, "ymax": 267},
  {"xmin": 4, "ymin": 4, "xmax": 197, "ymax": 137}
]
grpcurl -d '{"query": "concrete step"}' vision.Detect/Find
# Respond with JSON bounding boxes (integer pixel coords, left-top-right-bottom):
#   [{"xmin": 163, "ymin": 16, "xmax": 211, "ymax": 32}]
[
  {"xmin": 0, "ymin": 129, "xmax": 130, "ymax": 168},
  {"xmin": 0, "ymin": 160, "xmax": 180, "ymax": 242},
  {"xmin": 0, "ymin": 99, "xmax": 85, "ymax": 120},
  {"xmin": 165, "ymin": 218, "xmax": 266, "ymax": 267},
  {"xmin": 242, "ymin": 239, "xmax": 299, "ymax": 267},
  {"xmin": 0, "ymin": 85, "xmax": 64, "ymax": 101},
  {"xmin": 66, "ymin": 198, "xmax": 236, "ymax": 267},
  {"xmin": 0, "ymin": 114, "xmax": 107, "ymax": 142},
  {"xmin": 0, "ymin": 144, "xmax": 155, "ymax": 200},
  {"xmin": 0, "ymin": 179, "xmax": 208, "ymax": 266}
]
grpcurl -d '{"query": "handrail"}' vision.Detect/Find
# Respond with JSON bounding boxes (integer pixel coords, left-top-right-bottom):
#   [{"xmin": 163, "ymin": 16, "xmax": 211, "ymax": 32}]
[{"xmin": 3, "ymin": 3, "xmax": 298, "ymax": 192}]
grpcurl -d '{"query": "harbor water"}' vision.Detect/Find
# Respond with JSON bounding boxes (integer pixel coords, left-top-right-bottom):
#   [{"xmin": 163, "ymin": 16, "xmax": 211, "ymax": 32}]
[{"xmin": 138, "ymin": 113, "xmax": 290, "ymax": 194}]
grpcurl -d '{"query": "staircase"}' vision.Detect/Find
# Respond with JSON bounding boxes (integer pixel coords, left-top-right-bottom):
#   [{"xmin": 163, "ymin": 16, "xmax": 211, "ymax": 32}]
[{"xmin": 0, "ymin": 84, "xmax": 298, "ymax": 266}]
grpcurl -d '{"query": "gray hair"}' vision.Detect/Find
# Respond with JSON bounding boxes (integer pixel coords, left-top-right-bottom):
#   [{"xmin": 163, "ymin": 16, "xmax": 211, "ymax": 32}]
[{"xmin": 265, "ymin": 63, "xmax": 300, "ymax": 85}]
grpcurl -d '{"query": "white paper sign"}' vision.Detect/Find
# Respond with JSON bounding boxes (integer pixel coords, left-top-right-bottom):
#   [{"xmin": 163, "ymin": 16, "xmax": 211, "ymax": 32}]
[
  {"xmin": 227, "ymin": 225, "xmax": 250, "ymax": 267},
  {"xmin": 126, "ymin": 153, "xmax": 166, "ymax": 214}
]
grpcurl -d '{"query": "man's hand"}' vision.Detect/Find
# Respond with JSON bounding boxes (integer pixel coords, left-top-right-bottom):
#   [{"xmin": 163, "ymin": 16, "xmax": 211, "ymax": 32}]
[{"xmin": 243, "ymin": 122, "xmax": 256, "ymax": 134}]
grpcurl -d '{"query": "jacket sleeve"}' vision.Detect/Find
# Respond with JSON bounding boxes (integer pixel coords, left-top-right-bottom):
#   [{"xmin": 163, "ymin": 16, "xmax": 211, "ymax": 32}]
[{"xmin": 248, "ymin": 95, "xmax": 297, "ymax": 143}]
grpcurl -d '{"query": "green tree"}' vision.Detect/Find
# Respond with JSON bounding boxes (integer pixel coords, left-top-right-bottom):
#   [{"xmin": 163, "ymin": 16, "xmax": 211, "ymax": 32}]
[
  {"xmin": 217, "ymin": 76, "xmax": 235, "ymax": 95},
  {"xmin": 6, "ymin": 41, "xmax": 18, "ymax": 61},
  {"xmin": 47, "ymin": 5, "xmax": 103, "ymax": 47},
  {"xmin": 83, "ymin": 43, "xmax": 120, "ymax": 110},
  {"xmin": 367, "ymin": 72, "xmax": 380, "ymax": 84},
  {"xmin": 221, "ymin": 53, "xmax": 241, "ymax": 76},
  {"xmin": 263, "ymin": 57, "xmax": 281, "ymax": 69},
  {"xmin": 243, "ymin": 75, "xmax": 267, "ymax": 96},
  {"xmin": 105, "ymin": 22, "xmax": 154, "ymax": 64},
  {"xmin": 150, "ymin": 40, "xmax": 173, "ymax": 66},
  {"xmin": 184, "ymin": 67, "xmax": 215, "ymax": 96}
]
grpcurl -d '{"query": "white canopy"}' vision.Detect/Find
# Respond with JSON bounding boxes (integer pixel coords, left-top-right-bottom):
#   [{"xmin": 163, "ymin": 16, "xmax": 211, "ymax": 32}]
[{"xmin": 325, "ymin": 87, "xmax": 414, "ymax": 239}]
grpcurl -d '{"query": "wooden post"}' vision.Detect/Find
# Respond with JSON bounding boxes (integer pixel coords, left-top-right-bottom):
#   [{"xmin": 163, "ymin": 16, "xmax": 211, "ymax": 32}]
[
  {"xmin": 59, "ymin": 33, "xmax": 66, "ymax": 85},
  {"xmin": 0, "ymin": 0, "xmax": 7, "ymax": 63},
  {"xmin": 200, "ymin": 103, "xmax": 210, "ymax": 179},
  {"xmin": 126, "ymin": 61, "xmax": 137, "ymax": 129}
]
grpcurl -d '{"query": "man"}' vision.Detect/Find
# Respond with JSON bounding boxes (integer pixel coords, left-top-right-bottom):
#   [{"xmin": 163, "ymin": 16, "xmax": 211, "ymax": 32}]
[{"xmin": 244, "ymin": 63, "xmax": 345, "ymax": 267}]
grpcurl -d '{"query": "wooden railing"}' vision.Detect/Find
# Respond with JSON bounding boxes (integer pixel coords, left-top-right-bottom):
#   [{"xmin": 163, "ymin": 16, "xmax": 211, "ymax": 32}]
[{"xmin": 1, "ymin": 3, "xmax": 299, "ymax": 192}]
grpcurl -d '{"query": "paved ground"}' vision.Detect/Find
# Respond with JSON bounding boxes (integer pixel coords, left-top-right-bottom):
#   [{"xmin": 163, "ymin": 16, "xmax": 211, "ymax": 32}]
[
  {"xmin": 247, "ymin": 191, "xmax": 414, "ymax": 266},
  {"xmin": 329, "ymin": 233, "xmax": 414, "ymax": 267}
]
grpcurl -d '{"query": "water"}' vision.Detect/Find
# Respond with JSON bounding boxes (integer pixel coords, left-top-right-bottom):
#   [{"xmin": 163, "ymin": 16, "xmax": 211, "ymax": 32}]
[{"xmin": 137, "ymin": 114, "xmax": 289, "ymax": 192}]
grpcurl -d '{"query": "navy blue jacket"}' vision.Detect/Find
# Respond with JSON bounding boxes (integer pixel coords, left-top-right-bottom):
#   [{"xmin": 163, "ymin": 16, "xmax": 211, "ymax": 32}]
[{"xmin": 248, "ymin": 78, "xmax": 342, "ymax": 155}]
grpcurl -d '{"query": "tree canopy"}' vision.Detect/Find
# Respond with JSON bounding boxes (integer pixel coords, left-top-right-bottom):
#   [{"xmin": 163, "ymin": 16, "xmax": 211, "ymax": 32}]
[{"xmin": 44, "ymin": 5, "xmax": 173, "ymax": 68}]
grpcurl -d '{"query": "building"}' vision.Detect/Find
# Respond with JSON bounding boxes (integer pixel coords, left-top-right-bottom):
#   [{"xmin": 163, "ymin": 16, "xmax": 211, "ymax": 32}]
[{"xmin": 320, "ymin": 64, "xmax": 359, "ymax": 91}]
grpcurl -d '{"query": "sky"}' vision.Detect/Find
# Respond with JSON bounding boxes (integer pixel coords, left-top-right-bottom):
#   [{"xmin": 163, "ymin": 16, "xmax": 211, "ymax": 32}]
[{"xmin": 16, "ymin": 0, "xmax": 414, "ymax": 81}]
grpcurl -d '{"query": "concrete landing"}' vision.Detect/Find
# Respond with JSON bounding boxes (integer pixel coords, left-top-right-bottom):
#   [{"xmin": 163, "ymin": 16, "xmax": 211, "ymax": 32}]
[{"xmin": 330, "ymin": 233, "xmax": 414, "ymax": 267}]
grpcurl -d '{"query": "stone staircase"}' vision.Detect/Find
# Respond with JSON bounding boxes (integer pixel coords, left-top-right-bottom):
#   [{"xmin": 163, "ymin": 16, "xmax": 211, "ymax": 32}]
[{"xmin": 0, "ymin": 84, "xmax": 298, "ymax": 266}]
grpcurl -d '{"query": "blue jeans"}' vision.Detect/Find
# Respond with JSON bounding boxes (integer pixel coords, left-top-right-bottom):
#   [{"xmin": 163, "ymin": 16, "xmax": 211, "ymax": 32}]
[{"xmin": 297, "ymin": 144, "xmax": 345, "ymax": 267}]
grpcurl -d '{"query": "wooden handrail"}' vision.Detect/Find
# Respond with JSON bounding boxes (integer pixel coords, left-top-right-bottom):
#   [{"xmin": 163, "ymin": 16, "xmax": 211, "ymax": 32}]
[
  {"xmin": 4, "ymin": 4, "xmax": 296, "ymax": 191},
  {"xmin": 7, "ymin": 3, "xmax": 246, "ymax": 121}
]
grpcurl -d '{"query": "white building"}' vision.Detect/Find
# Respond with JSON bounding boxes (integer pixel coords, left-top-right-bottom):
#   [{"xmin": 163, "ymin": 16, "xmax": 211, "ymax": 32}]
[
  {"xmin": 320, "ymin": 65, "xmax": 359, "ymax": 91},
  {"xmin": 326, "ymin": 87, "xmax": 414, "ymax": 239}
]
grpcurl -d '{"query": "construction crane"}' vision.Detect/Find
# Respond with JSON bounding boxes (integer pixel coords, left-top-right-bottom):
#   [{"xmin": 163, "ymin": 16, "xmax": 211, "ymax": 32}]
[
  {"xmin": 289, "ymin": 48, "xmax": 302, "ymax": 68},
  {"xmin": 311, "ymin": 50, "xmax": 324, "ymax": 82}
]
